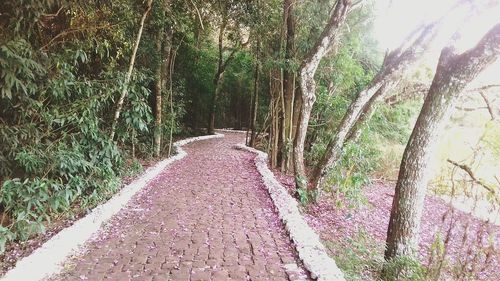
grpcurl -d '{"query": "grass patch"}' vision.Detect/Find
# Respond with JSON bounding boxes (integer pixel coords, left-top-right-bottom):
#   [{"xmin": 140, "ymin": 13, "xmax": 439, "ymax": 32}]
[{"xmin": 323, "ymin": 229, "xmax": 385, "ymax": 281}]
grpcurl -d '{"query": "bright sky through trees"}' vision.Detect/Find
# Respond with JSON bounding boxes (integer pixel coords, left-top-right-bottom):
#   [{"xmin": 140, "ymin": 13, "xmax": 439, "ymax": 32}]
[
  {"xmin": 373, "ymin": 0, "xmax": 500, "ymax": 51},
  {"xmin": 373, "ymin": 0, "xmax": 500, "ymax": 85}
]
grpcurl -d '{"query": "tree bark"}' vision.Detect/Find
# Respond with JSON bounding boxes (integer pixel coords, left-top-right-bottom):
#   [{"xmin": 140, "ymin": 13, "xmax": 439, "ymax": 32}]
[
  {"xmin": 154, "ymin": 27, "xmax": 164, "ymax": 157},
  {"xmin": 249, "ymin": 41, "xmax": 260, "ymax": 147},
  {"xmin": 153, "ymin": 0, "xmax": 172, "ymax": 157},
  {"xmin": 293, "ymin": 0, "xmax": 352, "ymax": 191},
  {"xmin": 384, "ymin": 23, "xmax": 500, "ymax": 273},
  {"xmin": 110, "ymin": 0, "xmax": 153, "ymax": 141},
  {"xmin": 281, "ymin": 0, "xmax": 296, "ymax": 172}
]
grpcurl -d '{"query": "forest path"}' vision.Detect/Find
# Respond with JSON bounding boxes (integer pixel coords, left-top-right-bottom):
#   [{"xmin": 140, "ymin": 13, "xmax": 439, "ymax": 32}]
[{"xmin": 53, "ymin": 132, "xmax": 308, "ymax": 281}]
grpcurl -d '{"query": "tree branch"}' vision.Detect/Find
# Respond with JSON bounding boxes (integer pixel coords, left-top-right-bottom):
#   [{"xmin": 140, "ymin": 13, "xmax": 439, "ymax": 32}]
[
  {"xmin": 446, "ymin": 159, "xmax": 496, "ymax": 196},
  {"xmin": 479, "ymin": 91, "xmax": 495, "ymax": 120},
  {"xmin": 187, "ymin": 0, "xmax": 204, "ymax": 30},
  {"xmin": 468, "ymin": 84, "xmax": 500, "ymax": 92},
  {"xmin": 40, "ymin": 23, "xmax": 115, "ymax": 50}
]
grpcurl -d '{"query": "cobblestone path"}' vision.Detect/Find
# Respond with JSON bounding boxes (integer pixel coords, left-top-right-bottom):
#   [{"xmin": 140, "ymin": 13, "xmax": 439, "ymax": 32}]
[{"xmin": 53, "ymin": 132, "xmax": 308, "ymax": 281}]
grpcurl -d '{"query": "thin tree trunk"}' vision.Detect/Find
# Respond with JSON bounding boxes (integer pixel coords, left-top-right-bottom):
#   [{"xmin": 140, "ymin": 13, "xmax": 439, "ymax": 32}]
[
  {"xmin": 282, "ymin": 0, "xmax": 296, "ymax": 172},
  {"xmin": 249, "ymin": 41, "xmax": 260, "ymax": 147},
  {"xmin": 310, "ymin": 79, "xmax": 391, "ymax": 189},
  {"xmin": 293, "ymin": 0, "xmax": 352, "ymax": 191},
  {"xmin": 131, "ymin": 129, "xmax": 136, "ymax": 158},
  {"xmin": 273, "ymin": 98, "xmax": 280, "ymax": 167},
  {"xmin": 291, "ymin": 77, "xmax": 301, "ymax": 140},
  {"xmin": 153, "ymin": 0, "xmax": 171, "ymax": 157},
  {"xmin": 384, "ymin": 24, "xmax": 500, "ymax": 277},
  {"xmin": 209, "ymin": 71, "xmax": 224, "ymax": 134},
  {"xmin": 207, "ymin": 14, "xmax": 240, "ymax": 134},
  {"xmin": 110, "ymin": 0, "xmax": 153, "ymax": 140},
  {"xmin": 278, "ymin": 69, "xmax": 285, "ymax": 166},
  {"xmin": 154, "ymin": 28, "xmax": 163, "ymax": 157},
  {"xmin": 166, "ymin": 36, "xmax": 183, "ymax": 156},
  {"xmin": 208, "ymin": 15, "xmax": 227, "ymax": 134}
]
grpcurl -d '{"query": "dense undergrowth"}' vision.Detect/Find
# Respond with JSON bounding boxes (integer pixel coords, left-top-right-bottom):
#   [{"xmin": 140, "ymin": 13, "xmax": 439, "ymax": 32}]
[{"xmin": 0, "ymin": 0, "xmax": 250, "ymax": 254}]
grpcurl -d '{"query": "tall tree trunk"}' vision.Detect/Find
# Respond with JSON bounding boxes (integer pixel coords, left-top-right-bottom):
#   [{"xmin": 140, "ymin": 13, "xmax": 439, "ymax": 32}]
[
  {"xmin": 110, "ymin": 0, "xmax": 153, "ymax": 141},
  {"xmin": 153, "ymin": 0, "xmax": 172, "ymax": 157},
  {"xmin": 281, "ymin": 0, "xmax": 296, "ymax": 172},
  {"xmin": 207, "ymin": 15, "xmax": 240, "ymax": 134},
  {"xmin": 208, "ymin": 16, "xmax": 227, "ymax": 134},
  {"xmin": 293, "ymin": 0, "xmax": 352, "ymax": 191},
  {"xmin": 291, "ymin": 79, "xmax": 301, "ymax": 141},
  {"xmin": 384, "ymin": 24, "xmax": 500, "ymax": 277},
  {"xmin": 249, "ymin": 41, "xmax": 260, "ymax": 147},
  {"xmin": 269, "ymin": 70, "xmax": 282, "ymax": 167},
  {"xmin": 209, "ymin": 71, "xmax": 224, "ymax": 134},
  {"xmin": 154, "ymin": 29, "xmax": 163, "ymax": 157}
]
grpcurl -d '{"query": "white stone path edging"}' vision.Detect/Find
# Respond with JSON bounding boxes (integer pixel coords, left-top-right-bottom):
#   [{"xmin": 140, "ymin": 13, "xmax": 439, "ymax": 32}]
[
  {"xmin": 1, "ymin": 133, "xmax": 224, "ymax": 281},
  {"xmin": 217, "ymin": 128, "xmax": 248, "ymax": 133},
  {"xmin": 235, "ymin": 144, "xmax": 345, "ymax": 281}
]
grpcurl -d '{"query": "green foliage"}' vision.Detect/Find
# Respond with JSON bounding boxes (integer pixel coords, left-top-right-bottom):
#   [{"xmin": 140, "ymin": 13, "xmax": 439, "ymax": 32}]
[
  {"xmin": 426, "ymin": 232, "xmax": 447, "ymax": 280},
  {"xmin": 177, "ymin": 40, "xmax": 217, "ymax": 127},
  {"xmin": 296, "ymin": 185, "xmax": 318, "ymax": 205},
  {"xmin": 364, "ymin": 99, "xmax": 422, "ymax": 180},
  {"xmin": 0, "ymin": 0, "xmax": 162, "ymax": 253},
  {"xmin": 326, "ymin": 134, "xmax": 380, "ymax": 207},
  {"xmin": 301, "ymin": 9, "xmax": 384, "ymax": 207},
  {"xmin": 325, "ymin": 229, "xmax": 384, "ymax": 281},
  {"xmin": 381, "ymin": 256, "xmax": 426, "ymax": 281},
  {"xmin": 369, "ymin": 99, "xmax": 422, "ymax": 144}
]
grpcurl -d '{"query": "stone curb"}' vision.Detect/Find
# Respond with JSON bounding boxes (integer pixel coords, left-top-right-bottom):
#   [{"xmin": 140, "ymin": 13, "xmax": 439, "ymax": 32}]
[
  {"xmin": 217, "ymin": 128, "xmax": 248, "ymax": 133},
  {"xmin": 1, "ymin": 134, "xmax": 224, "ymax": 281},
  {"xmin": 235, "ymin": 143, "xmax": 345, "ymax": 281}
]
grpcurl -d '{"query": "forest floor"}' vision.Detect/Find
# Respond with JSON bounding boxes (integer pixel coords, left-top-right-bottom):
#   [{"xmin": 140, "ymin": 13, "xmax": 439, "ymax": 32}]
[
  {"xmin": 41, "ymin": 133, "xmax": 309, "ymax": 281},
  {"xmin": 274, "ymin": 172, "xmax": 500, "ymax": 280}
]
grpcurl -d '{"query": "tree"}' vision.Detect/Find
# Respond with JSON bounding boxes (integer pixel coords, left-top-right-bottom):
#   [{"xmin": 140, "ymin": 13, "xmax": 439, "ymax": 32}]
[
  {"xmin": 293, "ymin": 0, "xmax": 352, "ymax": 194},
  {"xmin": 153, "ymin": 0, "xmax": 172, "ymax": 157},
  {"xmin": 309, "ymin": 20, "xmax": 441, "ymax": 190},
  {"xmin": 110, "ymin": 0, "xmax": 153, "ymax": 141},
  {"xmin": 248, "ymin": 40, "xmax": 260, "ymax": 147},
  {"xmin": 309, "ymin": 0, "xmax": 484, "ymax": 192},
  {"xmin": 281, "ymin": 0, "xmax": 296, "ymax": 172},
  {"xmin": 207, "ymin": 0, "xmax": 248, "ymax": 134},
  {"xmin": 383, "ymin": 23, "xmax": 500, "ymax": 276}
]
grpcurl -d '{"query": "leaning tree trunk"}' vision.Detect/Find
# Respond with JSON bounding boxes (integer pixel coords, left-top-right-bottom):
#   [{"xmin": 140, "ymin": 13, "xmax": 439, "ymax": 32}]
[
  {"xmin": 110, "ymin": 0, "xmax": 153, "ymax": 140},
  {"xmin": 384, "ymin": 23, "xmax": 500, "ymax": 277},
  {"xmin": 309, "ymin": 20, "xmax": 448, "ymax": 191},
  {"xmin": 309, "ymin": 0, "xmax": 489, "ymax": 191},
  {"xmin": 310, "ymin": 77, "xmax": 392, "ymax": 189},
  {"xmin": 293, "ymin": 0, "xmax": 352, "ymax": 191}
]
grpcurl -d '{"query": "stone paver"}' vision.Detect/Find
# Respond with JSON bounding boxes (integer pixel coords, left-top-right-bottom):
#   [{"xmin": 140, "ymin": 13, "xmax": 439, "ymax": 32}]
[{"xmin": 53, "ymin": 132, "xmax": 308, "ymax": 281}]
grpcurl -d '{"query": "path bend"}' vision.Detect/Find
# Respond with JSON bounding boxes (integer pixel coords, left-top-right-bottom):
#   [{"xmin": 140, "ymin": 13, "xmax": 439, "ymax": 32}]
[{"xmin": 53, "ymin": 132, "xmax": 309, "ymax": 281}]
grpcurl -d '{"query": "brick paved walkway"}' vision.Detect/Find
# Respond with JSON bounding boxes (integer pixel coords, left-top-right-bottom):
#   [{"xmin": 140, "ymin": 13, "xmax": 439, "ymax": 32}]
[{"xmin": 53, "ymin": 133, "xmax": 309, "ymax": 281}]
